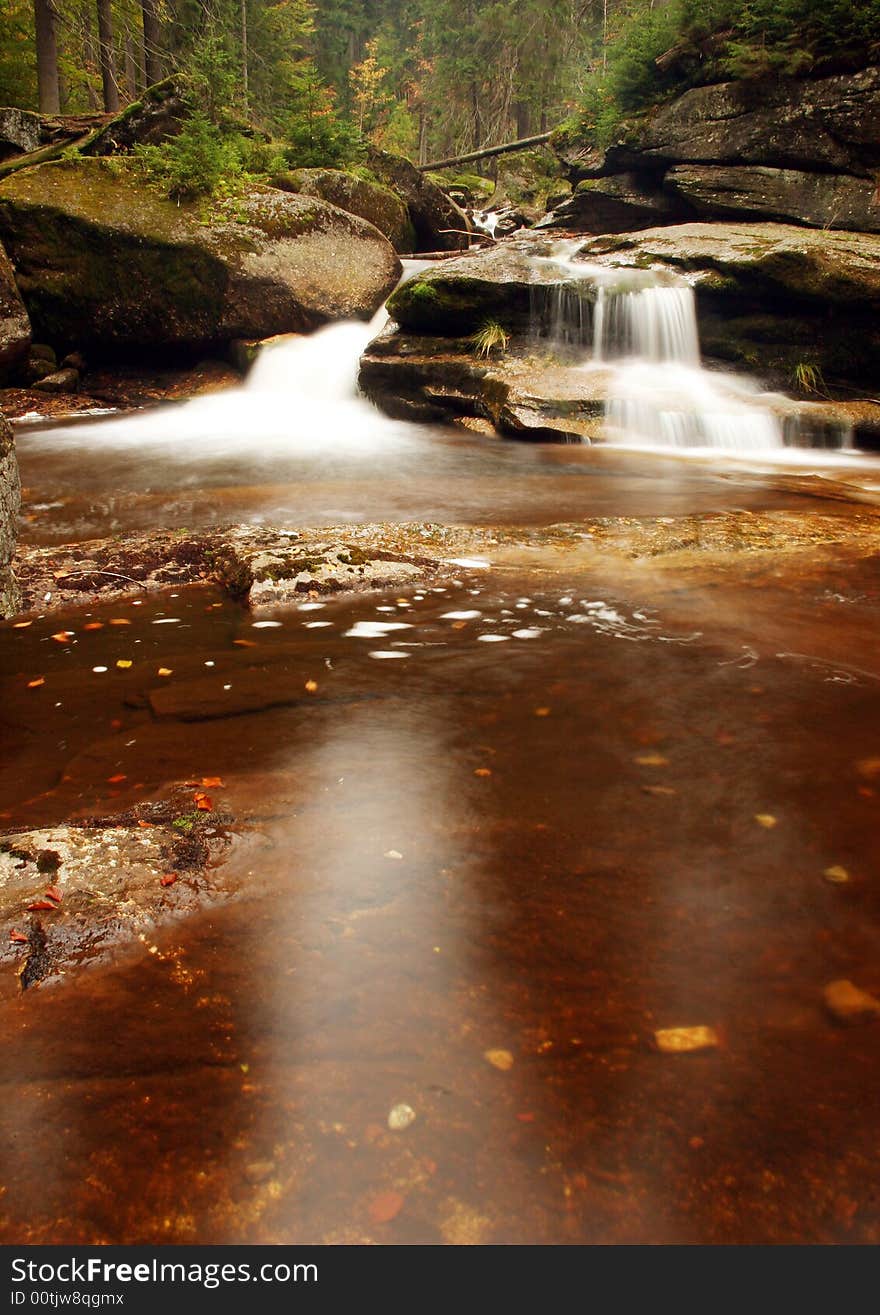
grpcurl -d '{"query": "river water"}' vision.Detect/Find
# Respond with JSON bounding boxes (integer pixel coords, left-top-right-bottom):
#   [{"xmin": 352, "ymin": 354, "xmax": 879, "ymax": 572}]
[{"xmin": 2, "ymin": 283, "xmax": 880, "ymax": 1244}]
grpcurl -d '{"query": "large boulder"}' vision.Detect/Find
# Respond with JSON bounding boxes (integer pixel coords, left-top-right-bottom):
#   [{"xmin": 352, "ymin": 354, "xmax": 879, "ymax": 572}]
[
  {"xmin": 549, "ymin": 66, "xmax": 880, "ymax": 235},
  {"xmin": 637, "ymin": 67, "xmax": 880, "ymax": 177},
  {"xmin": 0, "ymin": 240, "xmax": 30, "ymax": 380},
  {"xmin": 0, "ymin": 410, "xmax": 21, "ymax": 617},
  {"xmin": 665, "ymin": 165, "xmax": 880, "ymax": 233},
  {"xmin": 0, "ymin": 108, "xmax": 41, "ymax": 162},
  {"xmin": 272, "ymin": 167, "xmax": 415, "ymax": 252},
  {"xmin": 581, "ymin": 222, "xmax": 880, "ymax": 385},
  {"xmin": 386, "ymin": 239, "xmax": 583, "ymax": 335},
  {"xmin": 365, "ymin": 147, "xmax": 471, "ymax": 251},
  {"xmin": 0, "ymin": 159, "xmax": 401, "ymax": 355}
]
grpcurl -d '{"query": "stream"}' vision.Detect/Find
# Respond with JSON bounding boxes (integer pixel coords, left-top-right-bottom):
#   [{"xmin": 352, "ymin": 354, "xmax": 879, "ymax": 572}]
[{"xmin": 2, "ymin": 263, "xmax": 880, "ymax": 1244}]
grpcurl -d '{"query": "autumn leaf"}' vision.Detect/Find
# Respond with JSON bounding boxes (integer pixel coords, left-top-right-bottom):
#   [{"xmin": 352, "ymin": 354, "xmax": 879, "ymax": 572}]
[
  {"xmin": 83, "ymin": 622, "xmax": 104, "ymax": 631},
  {"xmin": 107, "ymin": 774, "xmax": 127, "ymax": 784},
  {"xmin": 369, "ymin": 1191, "xmax": 405, "ymax": 1224},
  {"xmin": 157, "ymin": 668, "xmax": 173, "ymax": 677},
  {"xmin": 27, "ymin": 678, "xmax": 45, "ymax": 689},
  {"xmin": 12, "ymin": 620, "xmax": 32, "ymax": 629},
  {"xmin": 9, "ymin": 930, "xmax": 28, "ymax": 943},
  {"xmin": 474, "ymin": 767, "xmax": 492, "ymax": 777},
  {"xmin": 50, "ymin": 631, "xmax": 73, "ymax": 643},
  {"xmin": 116, "ymin": 659, "xmax": 132, "ymax": 670},
  {"xmin": 137, "ymin": 819, "xmax": 154, "ymax": 829},
  {"xmin": 109, "ymin": 618, "xmax": 131, "ymax": 626},
  {"xmin": 44, "ymin": 886, "xmax": 62, "ymax": 904},
  {"xmin": 304, "ymin": 679, "xmax": 318, "ymax": 693},
  {"xmin": 27, "ymin": 900, "xmax": 57, "ymax": 912},
  {"xmin": 193, "ymin": 792, "xmax": 213, "ymax": 811},
  {"xmin": 233, "ymin": 638, "xmax": 256, "ymax": 647},
  {"xmin": 201, "ymin": 777, "xmax": 224, "ymax": 788},
  {"xmin": 755, "ymin": 813, "xmax": 777, "ymax": 829},
  {"xmin": 160, "ymin": 873, "xmax": 177, "ymax": 887},
  {"xmin": 635, "ymin": 753, "xmax": 669, "ymax": 766}
]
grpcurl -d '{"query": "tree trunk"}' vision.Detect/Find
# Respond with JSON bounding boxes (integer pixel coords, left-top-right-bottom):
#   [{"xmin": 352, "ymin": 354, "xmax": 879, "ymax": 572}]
[
  {"xmin": 418, "ymin": 107, "xmax": 428, "ymax": 166},
  {"xmin": 142, "ymin": 0, "xmax": 162, "ymax": 86},
  {"xmin": 97, "ymin": 0, "xmax": 120, "ymax": 112},
  {"xmin": 419, "ymin": 131, "xmax": 552, "ymax": 172},
  {"xmin": 33, "ymin": 0, "xmax": 60, "ymax": 114},
  {"xmin": 123, "ymin": 27, "xmax": 138, "ymax": 99},
  {"xmin": 241, "ymin": 0, "xmax": 248, "ymax": 112},
  {"xmin": 514, "ymin": 101, "xmax": 530, "ymax": 139}
]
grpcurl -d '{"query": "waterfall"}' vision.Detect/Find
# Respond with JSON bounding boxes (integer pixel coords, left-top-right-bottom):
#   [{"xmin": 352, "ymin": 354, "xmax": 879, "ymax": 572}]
[{"xmin": 537, "ymin": 243, "xmax": 850, "ymax": 454}]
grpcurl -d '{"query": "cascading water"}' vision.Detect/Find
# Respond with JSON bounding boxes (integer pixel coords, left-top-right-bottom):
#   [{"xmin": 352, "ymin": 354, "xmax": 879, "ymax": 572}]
[{"xmin": 536, "ymin": 245, "xmax": 851, "ymax": 454}]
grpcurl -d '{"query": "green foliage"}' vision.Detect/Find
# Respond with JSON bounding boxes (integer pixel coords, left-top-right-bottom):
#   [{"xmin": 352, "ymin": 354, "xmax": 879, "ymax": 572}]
[
  {"xmin": 792, "ymin": 361, "xmax": 829, "ymax": 397},
  {"xmin": 471, "ymin": 319, "xmax": 510, "ymax": 357},
  {"xmin": 135, "ymin": 112, "xmax": 244, "ymax": 200}
]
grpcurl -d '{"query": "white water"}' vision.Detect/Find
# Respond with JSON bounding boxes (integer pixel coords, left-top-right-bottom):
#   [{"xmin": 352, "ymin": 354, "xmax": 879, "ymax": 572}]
[
  {"xmin": 540, "ymin": 245, "xmax": 851, "ymax": 455},
  {"xmin": 27, "ymin": 266, "xmax": 432, "ymax": 462}
]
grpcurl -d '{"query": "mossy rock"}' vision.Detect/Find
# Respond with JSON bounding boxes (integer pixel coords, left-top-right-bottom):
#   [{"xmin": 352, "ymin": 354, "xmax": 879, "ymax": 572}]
[
  {"xmin": 271, "ymin": 167, "xmax": 415, "ymax": 252},
  {"xmin": 0, "ymin": 158, "xmax": 401, "ymax": 355}
]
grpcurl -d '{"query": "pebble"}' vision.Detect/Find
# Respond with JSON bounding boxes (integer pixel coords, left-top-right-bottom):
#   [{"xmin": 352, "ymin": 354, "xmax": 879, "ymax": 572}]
[
  {"xmin": 654, "ymin": 1026, "xmax": 719, "ymax": 1054},
  {"xmin": 387, "ymin": 1103, "xmax": 416, "ymax": 1131},
  {"xmin": 823, "ymin": 979, "xmax": 880, "ymax": 1024}
]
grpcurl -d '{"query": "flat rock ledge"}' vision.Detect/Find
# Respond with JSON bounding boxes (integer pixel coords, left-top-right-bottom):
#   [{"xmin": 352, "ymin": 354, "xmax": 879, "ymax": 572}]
[
  {"xmin": 15, "ymin": 524, "xmax": 445, "ymax": 615},
  {"xmin": 0, "ymin": 792, "xmax": 237, "ymax": 993}
]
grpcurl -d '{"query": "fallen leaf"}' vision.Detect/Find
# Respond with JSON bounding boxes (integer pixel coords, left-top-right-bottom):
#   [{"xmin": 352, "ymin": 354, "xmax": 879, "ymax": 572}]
[
  {"xmin": 157, "ymin": 667, "xmax": 173, "ymax": 677},
  {"xmin": 116, "ymin": 659, "xmax": 132, "ymax": 669},
  {"xmin": 534, "ymin": 707, "xmax": 551, "ymax": 717},
  {"xmin": 201, "ymin": 777, "xmax": 224, "ymax": 788},
  {"xmin": 474, "ymin": 767, "xmax": 492, "ymax": 777},
  {"xmin": 233, "ymin": 638, "xmax": 256, "ymax": 647},
  {"xmin": 654, "ymin": 1026, "xmax": 719, "ymax": 1053},
  {"xmin": 715, "ymin": 730, "xmax": 737, "ymax": 746},
  {"xmin": 9, "ymin": 930, "xmax": 28, "ymax": 943},
  {"xmin": 384, "ymin": 849, "xmax": 403, "ymax": 860},
  {"xmin": 107, "ymin": 773, "xmax": 127, "ymax": 784},
  {"xmin": 823, "ymin": 865, "xmax": 850, "ymax": 885},
  {"xmin": 12, "ymin": 621, "xmax": 32, "ymax": 629},
  {"xmin": 27, "ymin": 678, "xmax": 45, "ymax": 689},
  {"xmin": 755, "ymin": 813, "xmax": 777, "ymax": 829},
  {"xmin": 160, "ymin": 873, "xmax": 178, "ymax": 887},
  {"xmin": 642, "ymin": 784, "xmax": 677, "ymax": 797},
  {"xmin": 83, "ymin": 622, "xmax": 104, "ymax": 631},
  {"xmin": 451, "ymin": 620, "xmax": 467, "ymax": 630},
  {"xmin": 50, "ymin": 631, "xmax": 73, "ymax": 643},
  {"xmin": 635, "ymin": 753, "xmax": 669, "ymax": 766},
  {"xmin": 369, "ymin": 1191, "xmax": 405, "ymax": 1224},
  {"xmin": 304, "ymin": 679, "xmax": 318, "ymax": 692},
  {"xmin": 137, "ymin": 820, "xmax": 154, "ymax": 829},
  {"xmin": 44, "ymin": 886, "xmax": 62, "ymax": 903},
  {"xmin": 516, "ymin": 1112, "xmax": 536, "ymax": 1123},
  {"xmin": 109, "ymin": 618, "xmax": 131, "ymax": 626},
  {"xmin": 27, "ymin": 900, "xmax": 57, "ymax": 912},
  {"xmin": 856, "ymin": 757, "xmax": 880, "ymax": 780},
  {"xmin": 484, "ymin": 1048, "xmax": 514, "ymax": 1071},
  {"xmin": 194, "ymin": 792, "xmax": 213, "ymax": 811}
]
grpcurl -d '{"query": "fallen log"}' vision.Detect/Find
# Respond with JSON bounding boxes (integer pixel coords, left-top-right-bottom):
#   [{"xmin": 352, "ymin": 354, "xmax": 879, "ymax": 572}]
[{"xmin": 419, "ymin": 132, "xmax": 552, "ymax": 172}]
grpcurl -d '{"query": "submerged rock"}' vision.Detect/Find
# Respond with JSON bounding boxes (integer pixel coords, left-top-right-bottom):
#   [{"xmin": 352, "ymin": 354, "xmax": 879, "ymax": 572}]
[
  {"xmin": 0, "ymin": 409, "xmax": 20, "ymax": 617},
  {"xmin": 272, "ymin": 168, "xmax": 415, "ymax": 252},
  {"xmin": 0, "ymin": 806, "xmax": 234, "ymax": 988},
  {"xmin": 0, "ymin": 159, "xmax": 401, "ymax": 355}
]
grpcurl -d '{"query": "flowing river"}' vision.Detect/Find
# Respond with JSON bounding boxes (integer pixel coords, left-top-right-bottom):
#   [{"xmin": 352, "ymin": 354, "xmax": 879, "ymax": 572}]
[{"xmin": 2, "ymin": 266, "xmax": 880, "ymax": 1244}]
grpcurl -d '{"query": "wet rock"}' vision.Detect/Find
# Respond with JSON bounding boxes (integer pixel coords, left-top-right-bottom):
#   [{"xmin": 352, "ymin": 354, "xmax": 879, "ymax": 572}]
[
  {"xmin": 272, "ymin": 168, "xmax": 415, "ymax": 253},
  {"xmin": 0, "ymin": 159, "xmax": 402, "ymax": 355},
  {"xmin": 537, "ymin": 172, "xmax": 691, "ymax": 234},
  {"xmin": 654, "ymin": 1026, "xmax": 719, "ymax": 1053},
  {"xmin": 0, "ymin": 408, "xmax": 20, "ymax": 617},
  {"xmin": 0, "ymin": 808, "xmax": 234, "ymax": 987},
  {"xmin": 823, "ymin": 979, "xmax": 880, "ymax": 1024},
  {"xmin": 385, "ymin": 238, "xmax": 572, "ymax": 335},
  {"xmin": 0, "ymin": 238, "xmax": 30, "ymax": 383},
  {"xmin": 365, "ymin": 147, "xmax": 470, "ymax": 252},
  {"xmin": 32, "ymin": 367, "xmax": 79, "ymax": 393},
  {"xmin": 666, "ymin": 165, "xmax": 880, "ymax": 234},
  {"xmin": 581, "ymin": 222, "xmax": 880, "ymax": 388}
]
